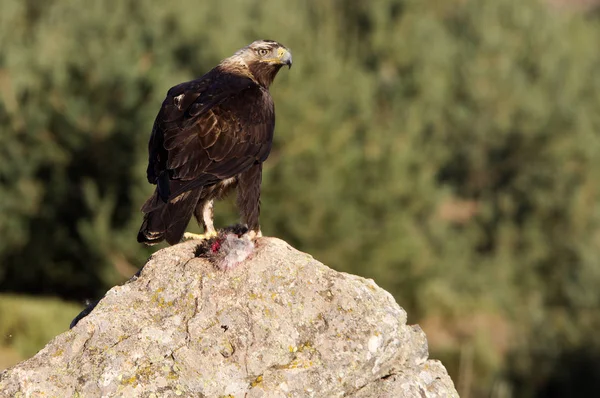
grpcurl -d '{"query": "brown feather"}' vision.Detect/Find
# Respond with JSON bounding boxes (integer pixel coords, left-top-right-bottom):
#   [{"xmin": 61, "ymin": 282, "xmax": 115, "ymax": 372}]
[
  {"xmin": 138, "ymin": 188, "xmax": 203, "ymax": 245},
  {"xmin": 237, "ymin": 163, "xmax": 263, "ymax": 231}
]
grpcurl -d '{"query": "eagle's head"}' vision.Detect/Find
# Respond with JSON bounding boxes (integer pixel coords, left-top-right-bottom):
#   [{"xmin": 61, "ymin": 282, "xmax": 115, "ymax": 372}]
[{"xmin": 222, "ymin": 40, "xmax": 292, "ymax": 88}]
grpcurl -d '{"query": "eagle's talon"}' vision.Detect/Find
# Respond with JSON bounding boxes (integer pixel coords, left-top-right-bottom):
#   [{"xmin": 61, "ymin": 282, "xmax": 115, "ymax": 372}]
[
  {"xmin": 246, "ymin": 230, "xmax": 262, "ymax": 241},
  {"xmin": 183, "ymin": 231, "xmax": 217, "ymax": 241}
]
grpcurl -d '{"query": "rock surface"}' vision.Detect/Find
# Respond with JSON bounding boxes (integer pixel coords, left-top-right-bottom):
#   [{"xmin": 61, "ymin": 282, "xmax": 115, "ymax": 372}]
[{"xmin": 0, "ymin": 237, "xmax": 458, "ymax": 397}]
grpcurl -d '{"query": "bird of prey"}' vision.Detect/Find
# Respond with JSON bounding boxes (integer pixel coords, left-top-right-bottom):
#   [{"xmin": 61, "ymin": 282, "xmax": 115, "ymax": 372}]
[{"xmin": 137, "ymin": 40, "xmax": 292, "ymax": 245}]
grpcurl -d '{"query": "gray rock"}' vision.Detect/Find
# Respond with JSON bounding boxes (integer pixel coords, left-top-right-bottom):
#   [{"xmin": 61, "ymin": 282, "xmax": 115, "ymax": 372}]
[{"xmin": 0, "ymin": 237, "xmax": 458, "ymax": 397}]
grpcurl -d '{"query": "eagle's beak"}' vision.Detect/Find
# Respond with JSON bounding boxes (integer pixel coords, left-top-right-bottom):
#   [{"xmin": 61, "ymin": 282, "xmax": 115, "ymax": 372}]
[{"xmin": 277, "ymin": 47, "xmax": 292, "ymax": 69}]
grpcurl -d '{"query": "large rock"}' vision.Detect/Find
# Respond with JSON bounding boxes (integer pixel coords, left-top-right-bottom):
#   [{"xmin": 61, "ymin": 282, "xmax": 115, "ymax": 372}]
[{"xmin": 0, "ymin": 237, "xmax": 458, "ymax": 397}]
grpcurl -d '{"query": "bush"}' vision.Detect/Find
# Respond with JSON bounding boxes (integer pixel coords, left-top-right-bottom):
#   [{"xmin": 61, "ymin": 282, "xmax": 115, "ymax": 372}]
[{"xmin": 1, "ymin": 0, "xmax": 600, "ymax": 395}]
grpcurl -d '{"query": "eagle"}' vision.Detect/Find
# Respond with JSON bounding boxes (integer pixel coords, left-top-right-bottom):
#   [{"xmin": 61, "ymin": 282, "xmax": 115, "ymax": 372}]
[{"xmin": 137, "ymin": 40, "xmax": 292, "ymax": 245}]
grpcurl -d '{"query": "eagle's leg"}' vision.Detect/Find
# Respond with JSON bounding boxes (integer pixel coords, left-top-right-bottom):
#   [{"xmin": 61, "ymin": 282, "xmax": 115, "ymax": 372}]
[
  {"xmin": 183, "ymin": 199, "xmax": 217, "ymax": 241},
  {"xmin": 237, "ymin": 164, "xmax": 263, "ymax": 240},
  {"xmin": 200, "ymin": 199, "xmax": 216, "ymax": 236}
]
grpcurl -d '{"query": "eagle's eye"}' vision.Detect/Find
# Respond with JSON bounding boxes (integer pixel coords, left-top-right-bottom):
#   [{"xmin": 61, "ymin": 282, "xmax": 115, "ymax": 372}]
[{"xmin": 257, "ymin": 48, "xmax": 269, "ymax": 57}]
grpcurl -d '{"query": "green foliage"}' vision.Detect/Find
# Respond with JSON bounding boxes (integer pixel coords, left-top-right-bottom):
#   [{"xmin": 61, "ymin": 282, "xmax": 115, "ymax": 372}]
[
  {"xmin": 0, "ymin": 294, "xmax": 79, "ymax": 363},
  {"xmin": 1, "ymin": 0, "xmax": 600, "ymax": 396}
]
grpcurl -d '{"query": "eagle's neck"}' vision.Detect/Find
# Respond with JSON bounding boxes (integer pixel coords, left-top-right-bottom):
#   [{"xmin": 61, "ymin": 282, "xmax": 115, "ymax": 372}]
[
  {"xmin": 247, "ymin": 63, "xmax": 283, "ymax": 89},
  {"xmin": 219, "ymin": 56, "xmax": 281, "ymax": 89}
]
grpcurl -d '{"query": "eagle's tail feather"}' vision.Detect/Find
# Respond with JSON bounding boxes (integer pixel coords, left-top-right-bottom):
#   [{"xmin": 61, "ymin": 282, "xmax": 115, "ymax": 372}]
[{"xmin": 137, "ymin": 188, "xmax": 203, "ymax": 245}]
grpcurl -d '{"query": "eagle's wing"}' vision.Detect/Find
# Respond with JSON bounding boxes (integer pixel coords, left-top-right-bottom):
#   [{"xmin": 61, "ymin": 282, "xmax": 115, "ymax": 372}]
[{"xmin": 146, "ymin": 71, "xmax": 274, "ymax": 201}]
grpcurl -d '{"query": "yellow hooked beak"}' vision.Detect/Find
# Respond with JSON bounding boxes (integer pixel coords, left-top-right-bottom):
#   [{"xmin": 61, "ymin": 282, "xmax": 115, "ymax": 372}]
[
  {"xmin": 264, "ymin": 47, "xmax": 292, "ymax": 68},
  {"xmin": 277, "ymin": 47, "xmax": 292, "ymax": 69}
]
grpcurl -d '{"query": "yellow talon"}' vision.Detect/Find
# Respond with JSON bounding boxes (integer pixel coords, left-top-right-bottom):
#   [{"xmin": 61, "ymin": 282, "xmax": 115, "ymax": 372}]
[
  {"xmin": 247, "ymin": 229, "xmax": 262, "ymax": 241},
  {"xmin": 182, "ymin": 231, "xmax": 217, "ymax": 241}
]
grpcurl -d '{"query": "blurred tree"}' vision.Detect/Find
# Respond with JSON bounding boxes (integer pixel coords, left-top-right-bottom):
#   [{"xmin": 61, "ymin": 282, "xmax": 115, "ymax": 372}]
[{"xmin": 1, "ymin": 0, "xmax": 600, "ymax": 396}]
